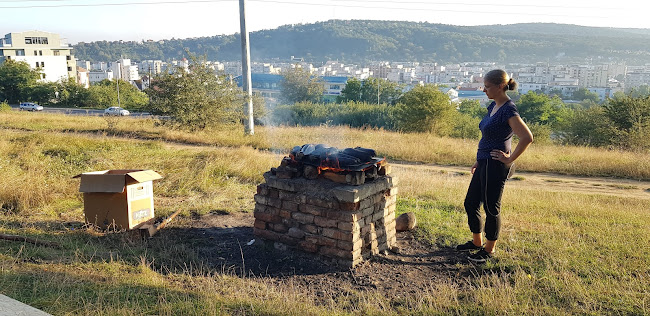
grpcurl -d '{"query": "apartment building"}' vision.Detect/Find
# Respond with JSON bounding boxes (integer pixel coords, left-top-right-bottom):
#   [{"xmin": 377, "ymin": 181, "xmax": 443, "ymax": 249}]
[
  {"xmin": 0, "ymin": 31, "xmax": 77, "ymax": 82},
  {"xmin": 138, "ymin": 60, "xmax": 164, "ymax": 75},
  {"xmin": 110, "ymin": 58, "xmax": 139, "ymax": 82}
]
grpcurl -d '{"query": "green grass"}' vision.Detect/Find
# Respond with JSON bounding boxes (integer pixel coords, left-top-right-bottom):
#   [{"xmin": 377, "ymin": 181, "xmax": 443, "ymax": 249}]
[{"xmin": 1, "ymin": 113, "xmax": 649, "ymax": 315}]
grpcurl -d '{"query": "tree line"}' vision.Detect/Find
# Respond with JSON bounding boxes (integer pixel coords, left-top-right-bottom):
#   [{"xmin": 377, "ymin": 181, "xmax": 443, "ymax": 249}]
[
  {"xmin": 72, "ymin": 20, "xmax": 650, "ymax": 64},
  {"xmin": 275, "ymin": 66, "xmax": 650, "ymax": 151},
  {"xmin": 2, "ymin": 58, "xmax": 649, "ymax": 151}
]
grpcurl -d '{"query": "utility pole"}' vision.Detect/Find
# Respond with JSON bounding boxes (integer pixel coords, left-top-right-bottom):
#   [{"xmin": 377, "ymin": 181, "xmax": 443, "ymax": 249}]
[{"xmin": 239, "ymin": 0, "xmax": 254, "ymax": 135}]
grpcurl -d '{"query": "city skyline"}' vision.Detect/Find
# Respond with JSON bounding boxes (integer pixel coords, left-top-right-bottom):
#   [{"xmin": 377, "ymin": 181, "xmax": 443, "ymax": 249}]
[{"xmin": 1, "ymin": 0, "xmax": 649, "ymax": 44}]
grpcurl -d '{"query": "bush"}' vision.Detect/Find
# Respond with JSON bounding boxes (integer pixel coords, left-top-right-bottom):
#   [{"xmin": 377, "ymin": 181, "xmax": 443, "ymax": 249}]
[
  {"xmin": 449, "ymin": 112, "xmax": 481, "ymax": 139},
  {"xmin": 0, "ymin": 101, "xmax": 11, "ymax": 112}
]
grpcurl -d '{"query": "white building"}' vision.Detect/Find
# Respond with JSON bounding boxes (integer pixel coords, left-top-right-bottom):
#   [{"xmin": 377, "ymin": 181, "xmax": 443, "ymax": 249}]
[
  {"xmin": 89, "ymin": 69, "xmax": 113, "ymax": 83},
  {"xmin": 110, "ymin": 58, "xmax": 139, "ymax": 82},
  {"xmin": 0, "ymin": 31, "xmax": 77, "ymax": 82},
  {"xmin": 139, "ymin": 60, "xmax": 163, "ymax": 75},
  {"xmin": 76, "ymin": 67, "xmax": 89, "ymax": 88},
  {"xmin": 626, "ymin": 72, "xmax": 650, "ymax": 88}
]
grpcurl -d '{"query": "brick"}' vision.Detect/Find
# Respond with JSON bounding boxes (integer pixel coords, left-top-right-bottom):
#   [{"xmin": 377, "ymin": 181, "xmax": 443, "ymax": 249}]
[
  {"xmin": 267, "ymin": 197, "xmax": 282, "ymax": 209},
  {"xmin": 279, "ymin": 234, "xmax": 298, "ymax": 246},
  {"xmin": 254, "ymin": 194, "xmax": 267, "ymax": 205},
  {"xmin": 300, "ymin": 204, "xmax": 327, "ymax": 217},
  {"xmin": 326, "ymin": 210, "xmax": 358, "ymax": 222},
  {"xmin": 337, "ymin": 221, "xmax": 358, "ymax": 232},
  {"xmin": 305, "ymin": 195, "xmax": 339, "ymax": 209},
  {"xmin": 376, "ymin": 226, "xmax": 386, "ymax": 238},
  {"xmin": 255, "ymin": 212, "xmax": 280, "ymax": 224},
  {"xmin": 287, "ymin": 227, "xmax": 305, "ymax": 239},
  {"xmin": 359, "ymin": 197, "xmax": 374, "ymax": 210},
  {"xmin": 322, "ymin": 228, "xmax": 359, "ymax": 242},
  {"xmin": 271, "ymin": 223, "xmax": 288, "ymax": 233},
  {"xmin": 337, "ymin": 238, "xmax": 363, "ymax": 251},
  {"xmin": 339, "ymin": 201, "xmax": 360, "ymax": 211},
  {"xmin": 268, "ymin": 188, "xmax": 280, "ymax": 199},
  {"xmin": 253, "ymin": 219, "xmax": 266, "ymax": 230},
  {"xmin": 305, "ymin": 235, "xmax": 337, "ymax": 247},
  {"xmin": 279, "ymin": 190, "xmax": 297, "ymax": 201},
  {"xmin": 298, "ymin": 240, "xmax": 318, "ymax": 253},
  {"xmin": 254, "ymin": 227, "xmax": 280, "ymax": 241},
  {"xmin": 292, "ymin": 212, "xmax": 314, "ymax": 224},
  {"xmin": 256, "ymin": 184, "xmax": 269, "ymax": 196},
  {"xmin": 361, "ymin": 207, "xmax": 374, "ymax": 218},
  {"xmin": 301, "ymin": 224, "xmax": 319, "ymax": 234},
  {"xmin": 314, "ymin": 216, "xmax": 338, "ymax": 228},
  {"xmin": 361, "ymin": 223, "xmax": 375, "ymax": 236},
  {"xmin": 372, "ymin": 211, "xmax": 385, "ymax": 222},
  {"xmin": 282, "ymin": 200, "xmax": 299, "ymax": 212},
  {"xmin": 320, "ymin": 246, "xmax": 353, "ymax": 260},
  {"xmin": 279, "ymin": 210, "xmax": 292, "ymax": 219}
]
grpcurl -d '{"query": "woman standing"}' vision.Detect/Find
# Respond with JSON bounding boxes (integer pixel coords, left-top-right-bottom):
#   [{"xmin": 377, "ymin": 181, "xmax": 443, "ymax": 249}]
[{"xmin": 456, "ymin": 69, "xmax": 533, "ymax": 263}]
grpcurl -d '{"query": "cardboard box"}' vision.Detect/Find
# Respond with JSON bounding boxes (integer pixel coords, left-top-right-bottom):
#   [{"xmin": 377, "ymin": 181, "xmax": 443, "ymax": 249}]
[{"xmin": 74, "ymin": 169, "xmax": 163, "ymax": 229}]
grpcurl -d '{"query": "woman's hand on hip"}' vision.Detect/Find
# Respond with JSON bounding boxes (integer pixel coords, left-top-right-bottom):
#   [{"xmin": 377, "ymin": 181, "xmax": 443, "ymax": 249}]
[{"xmin": 490, "ymin": 149, "xmax": 512, "ymax": 164}]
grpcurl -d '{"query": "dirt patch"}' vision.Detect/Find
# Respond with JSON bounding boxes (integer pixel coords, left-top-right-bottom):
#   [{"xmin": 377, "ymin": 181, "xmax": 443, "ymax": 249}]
[{"xmin": 151, "ymin": 211, "xmax": 477, "ymax": 299}]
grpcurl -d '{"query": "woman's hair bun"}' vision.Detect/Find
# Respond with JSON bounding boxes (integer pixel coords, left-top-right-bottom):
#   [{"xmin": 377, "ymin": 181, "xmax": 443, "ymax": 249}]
[{"xmin": 506, "ymin": 78, "xmax": 518, "ymax": 91}]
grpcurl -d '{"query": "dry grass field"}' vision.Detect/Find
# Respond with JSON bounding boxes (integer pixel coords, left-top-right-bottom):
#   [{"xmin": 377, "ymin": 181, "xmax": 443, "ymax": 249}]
[{"xmin": 0, "ymin": 111, "xmax": 649, "ymax": 315}]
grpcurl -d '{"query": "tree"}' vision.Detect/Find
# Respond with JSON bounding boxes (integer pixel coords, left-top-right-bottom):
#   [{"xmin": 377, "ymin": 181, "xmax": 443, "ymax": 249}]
[
  {"xmin": 56, "ymin": 79, "xmax": 92, "ymax": 107},
  {"xmin": 517, "ymin": 91, "xmax": 570, "ymax": 127},
  {"xmin": 338, "ymin": 77, "xmax": 403, "ymax": 105},
  {"xmin": 626, "ymin": 85, "xmax": 650, "ymax": 98},
  {"xmin": 91, "ymin": 79, "xmax": 148, "ymax": 110},
  {"xmin": 559, "ymin": 105, "xmax": 614, "ymax": 147},
  {"xmin": 336, "ymin": 77, "xmax": 362, "ymax": 103},
  {"xmin": 604, "ymin": 95, "xmax": 650, "ymax": 131},
  {"xmin": 571, "ymin": 88, "xmax": 600, "ymax": 103},
  {"xmin": 394, "ymin": 84, "xmax": 455, "ymax": 134},
  {"xmin": 146, "ymin": 58, "xmax": 241, "ymax": 129},
  {"xmin": 457, "ymin": 99, "xmax": 486, "ymax": 118},
  {"xmin": 26, "ymin": 82, "xmax": 57, "ymax": 105},
  {"xmin": 279, "ymin": 66, "xmax": 324, "ymax": 104},
  {"xmin": 0, "ymin": 60, "xmax": 41, "ymax": 103}
]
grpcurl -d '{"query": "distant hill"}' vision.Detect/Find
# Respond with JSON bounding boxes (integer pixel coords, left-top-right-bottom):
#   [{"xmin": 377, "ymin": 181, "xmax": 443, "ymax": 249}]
[{"xmin": 72, "ymin": 20, "xmax": 650, "ymax": 65}]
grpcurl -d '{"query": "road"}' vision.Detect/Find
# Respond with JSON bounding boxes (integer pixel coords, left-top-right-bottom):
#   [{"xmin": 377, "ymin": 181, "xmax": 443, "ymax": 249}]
[{"xmin": 9, "ymin": 105, "xmax": 151, "ymax": 117}]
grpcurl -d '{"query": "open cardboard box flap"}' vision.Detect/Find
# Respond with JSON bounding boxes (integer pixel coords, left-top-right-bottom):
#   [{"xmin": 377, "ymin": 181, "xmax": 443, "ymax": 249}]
[{"xmin": 73, "ymin": 170, "xmax": 163, "ymax": 193}]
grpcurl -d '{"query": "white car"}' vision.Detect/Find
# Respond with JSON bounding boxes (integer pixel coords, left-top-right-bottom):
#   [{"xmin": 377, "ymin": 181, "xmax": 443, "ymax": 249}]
[
  {"xmin": 104, "ymin": 107, "xmax": 130, "ymax": 116},
  {"xmin": 19, "ymin": 102, "xmax": 43, "ymax": 111}
]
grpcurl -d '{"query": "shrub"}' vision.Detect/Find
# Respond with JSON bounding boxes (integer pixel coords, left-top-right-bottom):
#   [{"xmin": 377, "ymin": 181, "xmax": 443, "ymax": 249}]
[{"xmin": 0, "ymin": 101, "xmax": 11, "ymax": 112}]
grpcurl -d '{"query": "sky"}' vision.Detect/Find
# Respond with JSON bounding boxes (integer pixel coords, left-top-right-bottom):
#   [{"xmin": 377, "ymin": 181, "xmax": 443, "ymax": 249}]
[{"xmin": 1, "ymin": 0, "xmax": 650, "ymax": 44}]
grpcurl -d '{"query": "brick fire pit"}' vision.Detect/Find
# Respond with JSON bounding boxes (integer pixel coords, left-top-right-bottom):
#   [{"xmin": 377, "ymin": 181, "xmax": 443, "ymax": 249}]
[{"xmin": 254, "ymin": 170, "xmax": 398, "ymax": 268}]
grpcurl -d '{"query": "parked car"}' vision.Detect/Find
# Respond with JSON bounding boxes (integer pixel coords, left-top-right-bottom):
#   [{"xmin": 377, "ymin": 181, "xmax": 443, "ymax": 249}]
[
  {"xmin": 19, "ymin": 102, "xmax": 43, "ymax": 111},
  {"xmin": 104, "ymin": 107, "xmax": 130, "ymax": 116}
]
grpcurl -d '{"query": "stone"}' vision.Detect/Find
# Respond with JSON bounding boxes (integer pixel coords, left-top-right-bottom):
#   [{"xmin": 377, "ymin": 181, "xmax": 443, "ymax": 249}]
[
  {"xmin": 287, "ymin": 227, "xmax": 305, "ymax": 239},
  {"xmin": 395, "ymin": 212, "xmax": 417, "ymax": 232}
]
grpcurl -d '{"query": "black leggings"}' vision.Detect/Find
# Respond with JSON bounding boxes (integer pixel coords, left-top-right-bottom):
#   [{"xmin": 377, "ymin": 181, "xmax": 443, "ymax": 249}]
[{"xmin": 464, "ymin": 159, "xmax": 510, "ymax": 241}]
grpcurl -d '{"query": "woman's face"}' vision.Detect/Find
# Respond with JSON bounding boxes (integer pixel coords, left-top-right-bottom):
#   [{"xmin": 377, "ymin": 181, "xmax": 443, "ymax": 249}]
[{"xmin": 483, "ymin": 81, "xmax": 502, "ymax": 99}]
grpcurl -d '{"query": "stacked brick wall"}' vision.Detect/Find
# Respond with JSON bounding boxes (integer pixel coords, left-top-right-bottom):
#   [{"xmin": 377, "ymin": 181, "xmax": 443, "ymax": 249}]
[{"xmin": 253, "ymin": 172, "xmax": 398, "ymax": 268}]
